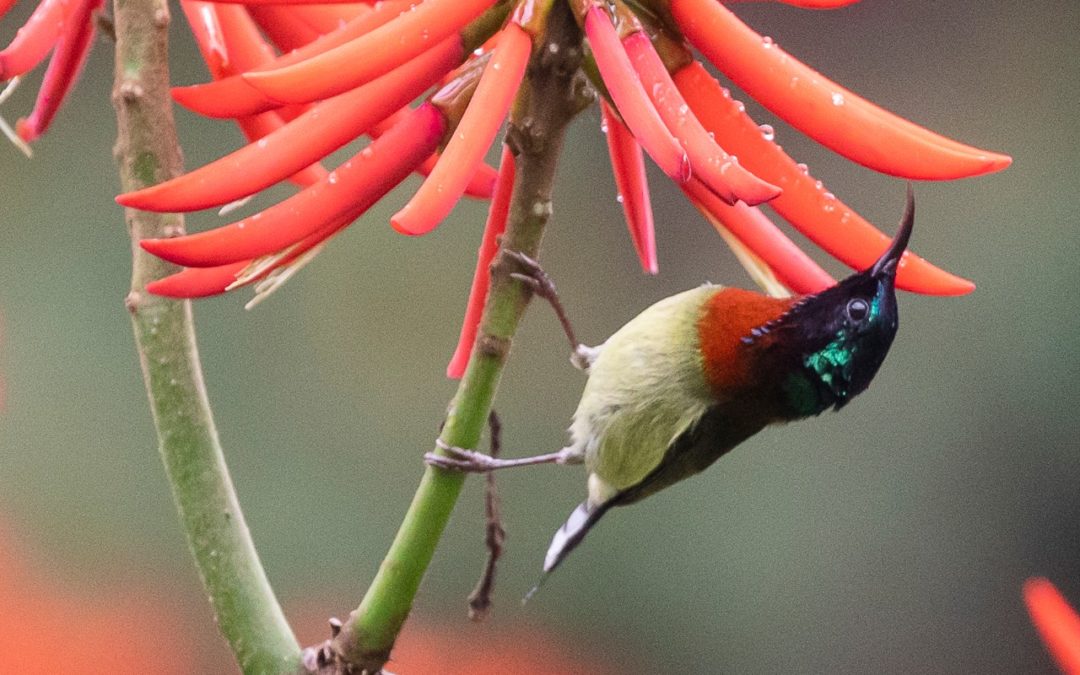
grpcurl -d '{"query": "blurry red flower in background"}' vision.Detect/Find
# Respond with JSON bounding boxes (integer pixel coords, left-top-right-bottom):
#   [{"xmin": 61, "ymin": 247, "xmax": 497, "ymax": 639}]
[
  {"xmin": 0, "ymin": 520, "xmax": 196, "ymax": 674},
  {"xmin": 1024, "ymin": 578, "xmax": 1080, "ymax": 674},
  {"xmin": 289, "ymin": 602, "xmax": 614, "ymax": 675}
]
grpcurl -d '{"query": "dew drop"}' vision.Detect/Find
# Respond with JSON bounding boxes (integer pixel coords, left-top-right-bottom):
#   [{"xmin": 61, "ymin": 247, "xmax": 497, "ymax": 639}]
[
  {"xmin": 616, "ymin": 194, "xmax": 624, "ymax": 204},
  {"xmin": 758, "ymin": 124, "xmax": 775, "ymax": 141},
  {"xmin": 734, "ymin": 100, "xmax": 745, "ymax": 113},
  {"xmin": 796, "ymin": 163, "xmax": 809, "ymax": 175},
  {"xmin": 762, "ymin": 36, "xmax": 774, "ymax": 48},
  {"xmin": 327, "ymin": 172, "xmax": 339, "ymax": 184},
  {"xmin": 360, "ymin": 146, "xmax": 373, "ymax": 159},
  {"xmin": 831, "ymin": 92, "xmax": 845, "ymax": 106},
  {"xmin": 256, "ymin": 139, "xmax": 268, "ymax": 149}
]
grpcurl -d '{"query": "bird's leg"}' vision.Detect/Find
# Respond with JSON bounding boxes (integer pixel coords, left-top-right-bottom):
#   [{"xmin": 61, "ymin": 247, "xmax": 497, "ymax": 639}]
[
  {"xmin": 467, "ymin": 411, "xmax": 506, "ymax": 622},
  {"xmin": 425, "ymin": 439, "xmax": 583, "ymax": 473},
  {"xmin": 502, "ymin": 249, "xmax": 596, "ymax": 371}
]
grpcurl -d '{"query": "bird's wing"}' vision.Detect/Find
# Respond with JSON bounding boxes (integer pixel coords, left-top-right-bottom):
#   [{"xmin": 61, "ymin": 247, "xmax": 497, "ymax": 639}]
[{"xmin": 570, "ymin": 286, "xmax": 719, "ymax": 494}]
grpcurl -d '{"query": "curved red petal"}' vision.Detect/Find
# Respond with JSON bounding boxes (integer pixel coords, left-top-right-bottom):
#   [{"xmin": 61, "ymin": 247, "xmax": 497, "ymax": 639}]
[
  {"xmin": 15, "ymin": 0, "xmax": 99, "ymax": 142},
  {"xmin": 141, "ymin": 103, "xmax": 445, "ymax": 267},
  {"xmin": 243, "ymin": 0, "xmax": 497, "ymax": 105},
  {"xmin": 584, "ymin": 6, "xmax": 689, "ymax": 183},
  {"xmin": 623, "ymin": 30, "xmax": 778, "ymax": 206},
  {"xmin": 173, "ymin": 0, "xmax": 415, "ymax": 118},
  {"xmin": 370, "ymin": 107, "xmax": 496, "ymax": 200},
  {"xmin": 391, "ymin": 23, "xmax": 530, "ymax": 236},
  {"xmin": 145, "ymin": 262, "xmax": 249, "ymax": 298},
  {"xmin": 119, "ymin": 38, "xmax": 462, "ymax": 212},
  {"xmin": 601, "ymin": 100, "xmax": 657, "ymax": 274},
  {"xmin": 675, "ymin": 61, "xmax": 974, "ymax": 296},
  {"xmin": 0, "ymin": 0, "xmax": 85, "ymax": 79},
  {"xmin": 1024, "ymin": 578, "xmax": 1080, "ymax": 675},
  {"xmin": 447, "ymin": 145, "xmax": 516, "ymax": 379},
  {"xmin": 670, "ymin": 0, "xmax": 1011, "ymax": 179}
]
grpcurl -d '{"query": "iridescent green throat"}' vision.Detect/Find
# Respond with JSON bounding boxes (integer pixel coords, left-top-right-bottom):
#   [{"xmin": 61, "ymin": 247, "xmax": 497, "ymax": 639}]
[{"xmin": 781, "ymin": 332, "xmax": 860, "ymax": 417}]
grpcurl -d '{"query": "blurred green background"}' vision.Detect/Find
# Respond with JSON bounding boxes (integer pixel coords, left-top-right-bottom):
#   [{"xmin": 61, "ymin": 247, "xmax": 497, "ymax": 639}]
[{"xmin": 2, "ymin": 0, "xmax": 1078, "ymax": 672}]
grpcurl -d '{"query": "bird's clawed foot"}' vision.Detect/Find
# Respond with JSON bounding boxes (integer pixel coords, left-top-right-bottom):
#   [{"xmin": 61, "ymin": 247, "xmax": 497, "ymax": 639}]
[
  {"xmin": 425, "ymin": 439, "xmax": 582, "ymax": 473},
  {"xmin": 503, "ymin": 249, "xmax": 593, "ymax": 369},
  {"xmin": 505, "ymin": 249, "xmax": 559, "ymax": 304},
  {"xmin": 426, "ymin": 442, "xmax": 506, "ymax": 473}
]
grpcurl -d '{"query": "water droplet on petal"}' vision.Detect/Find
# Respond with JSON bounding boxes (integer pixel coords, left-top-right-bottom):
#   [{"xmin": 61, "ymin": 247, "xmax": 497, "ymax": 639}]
[
  {"xmin": 831, "ymin": 92, "xmax": 845, "ymax": 106},
  {"xmin": 758, "ymin": 124, "xmax": 775, "ymax": 141},
  {"xmin": 796, "ymin": 163, "xmax": 809, "ymax": 175},
  {"xmin": 616, "ymin": 194, "xmax": 624, "ymax": 204},
  {"xmin": 762, "ymin": 36, "xmax": 774, "ymax": 48}
]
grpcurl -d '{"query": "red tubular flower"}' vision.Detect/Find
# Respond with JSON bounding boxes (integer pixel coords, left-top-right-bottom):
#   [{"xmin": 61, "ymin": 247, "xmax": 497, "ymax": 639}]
[
  {"xmin": 141, "ymin": 102, "xmax": 444, "ymax": 267},
  {"xmin": 669, "ymin": 0, "xmax": 1011, "ymax": 179},
  {"xmin": 1025, "ymin": 578, "xmax": 1080, "ymax": 675},
  {"xmin": 392, "ymin": 22, "xmax": 530, "ymax": 236},
  {"xmin": 369, "ymin": 107, "xmax": 497, "ymax": 200},
  {"xmin": 0, "ymin": 0, "xmax": 83, "ymax": 79},
  {"xmin": 584, "ymin": 5, "xmax": 688, "ymax": 184},
  {"xmin": 14, "ymin": 0, "xmax": 99, "ymax": 142},
  {"xmin": 601, "ymin": 100, "xmax": 657, "ymax": 275},
  {"xmin": 446, "ymin": 146, "xmax": 515, "ymax": 379},
  {"xmin": 0, "ymin": 0, "xmax": 99, "ymax": 150},
  {"xmin": 172, "ymin": 0, "xmax": 417, "ymax": 119},
  {"xmin": 181, "ymin": 1, "xmax": 328, "ymax": 188},
  {"xmin": 118, "ymin": 38, "xmax": 461, "ymax": 212},
  {"xmin": 146, "ymin": 261, "xmax": 251, "ymax": 299},
  {"xmin": 622, "ymin": 30, "xmax": 779, "ymax": 206},
  {"xmin": 674, "ymin": 61, "xmax": 972, "ymax": 295},
  {"xmin": 242, "ymin": 0, "xmax": 498, "ymax": 104}
]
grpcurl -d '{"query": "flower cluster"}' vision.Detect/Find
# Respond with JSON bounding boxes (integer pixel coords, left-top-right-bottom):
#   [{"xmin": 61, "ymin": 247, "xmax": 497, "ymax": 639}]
[{"xmin": 3, "ymin": 0, "xmax": 1009, "ymax": 376}]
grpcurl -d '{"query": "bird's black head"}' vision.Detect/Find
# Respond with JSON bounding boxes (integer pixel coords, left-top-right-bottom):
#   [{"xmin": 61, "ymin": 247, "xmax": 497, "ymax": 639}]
[{"xmin": 762, "ymin": 186, "xmax": 915, "ymax": 416}]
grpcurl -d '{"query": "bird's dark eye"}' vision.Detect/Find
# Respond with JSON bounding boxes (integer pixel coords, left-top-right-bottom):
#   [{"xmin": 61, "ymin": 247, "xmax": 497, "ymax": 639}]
[{"xmin": 846, "ymin": 298, "xmax": 870, "ymax": 322}]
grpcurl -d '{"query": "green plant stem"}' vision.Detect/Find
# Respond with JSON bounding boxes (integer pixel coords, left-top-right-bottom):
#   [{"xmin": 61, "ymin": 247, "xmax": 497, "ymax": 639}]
[
  {"xmin": 326, "ymin": 5, "xmax": 589, "ymax": 673},
  {"xmin": 110, "ymin": 1, "xmax": 301, "ymax": 672}
]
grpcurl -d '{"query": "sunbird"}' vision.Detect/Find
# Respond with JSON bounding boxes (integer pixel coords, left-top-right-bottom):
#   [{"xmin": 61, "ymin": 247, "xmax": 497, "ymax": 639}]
[{"xmin": 428, "ymin": 186, "xmax": 917, "ymax": 580}]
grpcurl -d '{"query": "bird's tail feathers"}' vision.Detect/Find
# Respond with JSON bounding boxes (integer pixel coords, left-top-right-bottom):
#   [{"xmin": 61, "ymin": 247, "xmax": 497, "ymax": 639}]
[{"xmin": 525, "ymin": 499, "xmax": 614, "ymax": 601}]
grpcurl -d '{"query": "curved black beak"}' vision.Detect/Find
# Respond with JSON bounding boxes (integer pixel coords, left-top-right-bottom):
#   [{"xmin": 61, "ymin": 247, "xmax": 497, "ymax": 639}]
[{"xmin": 870, "ymin": 183, "xmax": 915, "ymax": 279}]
